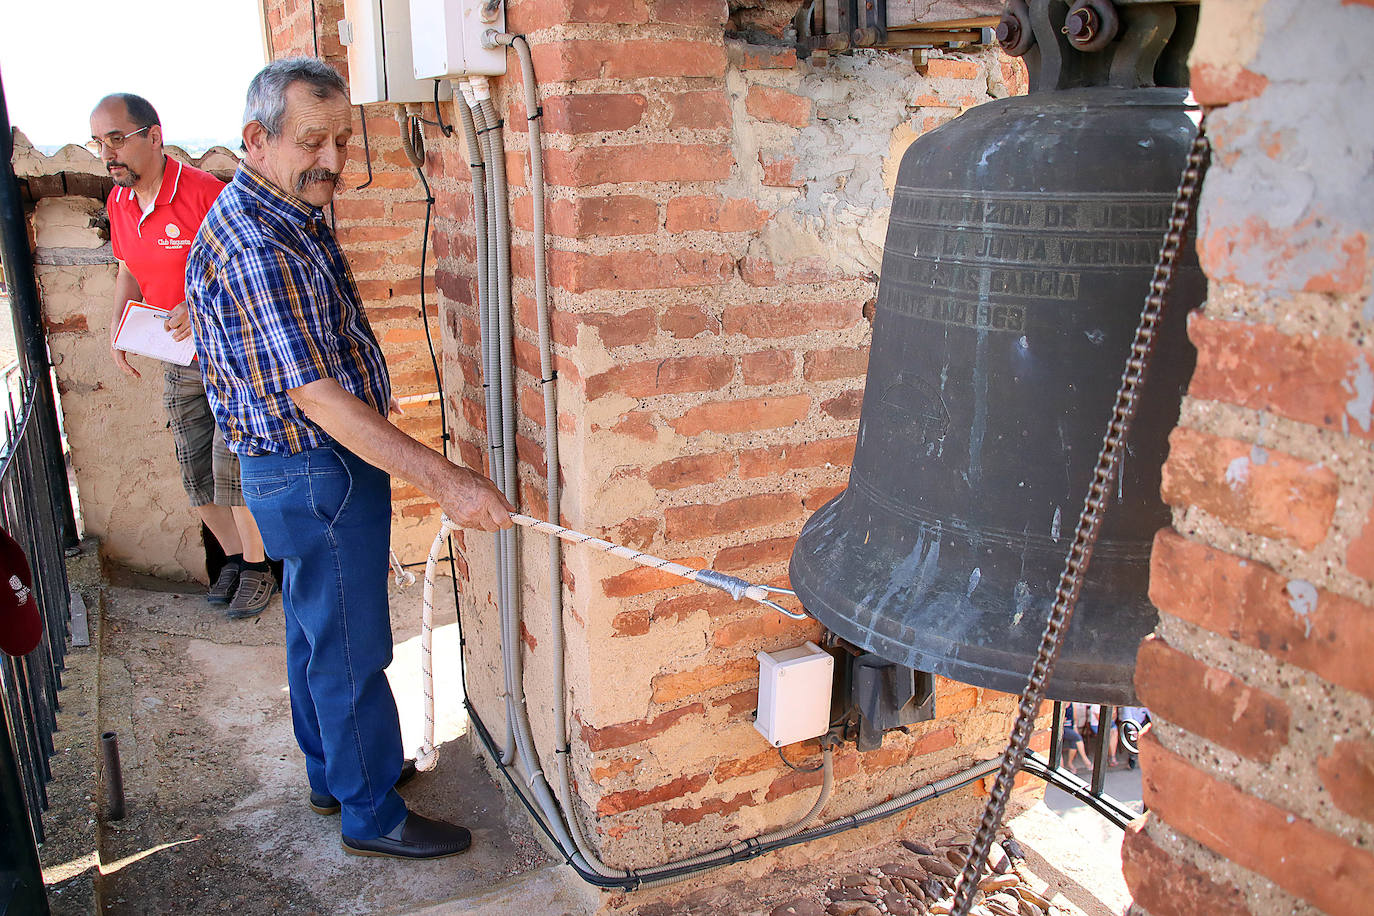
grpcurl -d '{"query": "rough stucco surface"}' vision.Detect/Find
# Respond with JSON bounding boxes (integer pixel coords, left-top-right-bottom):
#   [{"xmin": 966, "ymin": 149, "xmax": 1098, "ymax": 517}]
[{"xmin": 15, "ymin": 136, "xmax": 223, "ymax": 581}]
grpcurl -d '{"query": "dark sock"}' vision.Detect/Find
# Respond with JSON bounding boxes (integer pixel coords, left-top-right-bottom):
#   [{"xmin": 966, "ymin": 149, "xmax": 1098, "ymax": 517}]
[
  {"xmin": 224, "ymin": 553, "xmax": 244, "ymax": 568},
  {"xmin": 244, "ymin": 559, "xmax": 270, "ymax": 572}
]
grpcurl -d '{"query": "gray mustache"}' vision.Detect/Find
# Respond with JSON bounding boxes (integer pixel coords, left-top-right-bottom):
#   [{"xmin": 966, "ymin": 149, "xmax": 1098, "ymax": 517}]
[{"xmin": 296, "ymin": 169, "xmax": 341, "ymax": 192}]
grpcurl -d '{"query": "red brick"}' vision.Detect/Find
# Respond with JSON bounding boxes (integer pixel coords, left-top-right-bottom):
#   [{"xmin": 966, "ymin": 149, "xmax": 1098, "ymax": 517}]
[
  {"xmin": 745, "ymin": 85, "xmax": 812, "ymax": 128},
  {"xmin": 602, "ymin": 556, "xmax": 707, "ymax": 597},
  {"xmin": 739, "ymin": 257, "xmax": 847, "ymax": 286},
  {"xmin": 652, "ymin": 591, "xmax": 739, "ymax": 625},
  {"xmin": 939, "ymin": 686, "xmax": 980, "ymax": 717},
  {"xmin": 609, "ymin": 515, "xmax": 660, "ymax": 551},
  {"xmin": 531, "ymin": 39, "xmax": 727, "ymax": 81},
  {"xmin": 765, "ymin": 754, "xmax": 859, "ymax": 801},
  {"xmin": 665, "ymin": 196, "xmax": 771, "ymax": 232},
  {"xmin": 544, "ymin": 144, "xmax": 733, "ymax": 187},
  {"xmin": 1347, "ymin": 502, "xmax": 1374, "ymax": 581},
  {"xmin": 580, "ymin": 703, "xmax": 705, "ymax": 751},
  {"xmin": 738, "ymin": 436, "xmax": 856, "ymax": 478},
  {"xmin": 1150, "ymin": 528, "xmax": 1374, "ymax": 699},
  {"xmin": 726, "ymin": 39, "xmax": 797, "ymax": 70},
  {"xmin": 925, "ymin": 57, "xmax": 982, "ymax": 80},
  {"xmin": 663, "ymin": 790, "xmax": 754, "ymax": 826},
  {"xmin": 550, "ymin": 249, "xmax": 734, "ymax": 292},
  {"xmin": 1200, "ymin": 216, "xmax": 1368, "ymax": 295},
  {"xmin": 711, "ymin": 609, "xmax": 817, "ymax": 648},
  {"xmin": 713, "ymin": 747, "xmax": 777, "ymax": 782},
  {"xmin": 589, "ymin": 755, "xmax": 640, "ymax": 784},
  {"xmin": 610, "ymin": 607, "xmax": 649, "ymax": 638},
  {"xmin": 665, "ymin": 492, "xmax": 804, "ymax": 540},
  {"xmin": 542, "ymin": 93, "xmax": 647, "ymax": 133},
  {"xmin": 1121, "ymin": 821, "xmax": 1251, "ymax": 916},
  {"xmin": 909, "ymin": 725, "xmax": 958, "ymax": 758},
  {"xmin": 1160, "ymin": 428, "xmax": 1338, "ymax": 550},
  {"xmin": 722, "ymin": 301, "xmax": 863, "ymax": 338},
  {"xmin": 660, "ymin": 304, "xmax": 712, "ymax": 338},
  {"xmin": 1187, "ymin": 315, "xmax": 1374, "ymax": 441},
  {"xmin": 556, "ymin": 307, "xmax": 656, "ymax": 348},
  {"xmin": 1190, "ymin": 63, "xmax": 1270, "ymax": 107},
  {"xmin": 539, "ymin": 195, "xmax": 658, "ymax": 237},
  {"xmin": 666, "ymin": 91, "xmax": 732, "ymax": 130},
  {"xmin": 332, "ymin": 198, "xmax": 386, "ymax": 220},
  {"xmin": 1135, "ymin": 635, "xmax": 1290, "ymax": 762},
  {"xmin": 652, "ymin": 0, "xmax": 726, "ymax": 25},
  {"xmin": 44, "ymin": 314, "xmax": 87, "ymax": 334},
  {"xmin": 585, "ymin": 354, "xmax": 733, "ymax": 399},
  {"xmin": 1141, "ymin": 736, "xmax": 1374, "ymax": 916},
  {"xmin": 718, "ymin": 687, "xmax": 758, "ymax": 717},
  {"xmin": 714, "ymin": 535, "xmax": 796, "ymax": 572},
  {"xmin": 1317, "ymin": 738, "xmax": 1374, "ymax": 824},
  {"xmin": 759, "ymin": 151, "xmax": 803, "ymax": 187},
  {"xmin": 670, "ymin": 394, "xmax": 811, "ymax": 436},
  {"xmin": 597, "ymin": 772, "xmax": 710, "ymax": 816},
  {"xmin": 568, "ymin": 0, "xmax": 650, "ymax": 23},
  {"xmin": 508, "ymin": 0, "xmax": 650, "ymax": 31},
  {"xmin": 647, "ymin": 452, "xmax": 734, "ymax": 490},
  {"xmin": 741, "ymin": 350, "xmax": 793, "ymax": 385},
  {"xmin": 803, "ymin": 346, "xmax": 869, "ymax": 381},
  {"xmin": 652, "ymin": 655, "xmax": 757, "ymax": 704},
  {"xmin": 337, "ymin": 224, "xmax": 417, "ymax": 244},
  {"xmin": 821, "ymin": 389, "xmax": 864, "ymax": 420}
]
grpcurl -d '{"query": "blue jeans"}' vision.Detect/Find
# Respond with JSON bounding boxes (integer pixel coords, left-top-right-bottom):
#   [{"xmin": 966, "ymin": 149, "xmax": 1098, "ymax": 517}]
[{"xmin": 240, "ymin": 445, "xmax": 406, "ymax": 839}]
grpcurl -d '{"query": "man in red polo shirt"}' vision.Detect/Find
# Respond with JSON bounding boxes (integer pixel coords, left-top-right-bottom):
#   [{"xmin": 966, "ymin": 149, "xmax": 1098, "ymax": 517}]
[{"xmin": 90, "ymin": 93, "xmax": 275, "ymax": 618}]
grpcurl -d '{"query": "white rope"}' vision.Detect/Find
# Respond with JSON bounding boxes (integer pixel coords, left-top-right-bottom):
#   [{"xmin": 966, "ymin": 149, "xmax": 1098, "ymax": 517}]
[{"xmin": 414, "ymin": 512, "xmax": 807, "ymax": 769}]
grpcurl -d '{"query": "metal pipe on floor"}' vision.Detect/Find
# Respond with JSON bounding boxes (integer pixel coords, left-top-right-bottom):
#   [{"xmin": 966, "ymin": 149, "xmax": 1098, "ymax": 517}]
[{"xmin": 100, "ymin": 731, "xmax": 125, "ymax": 821}]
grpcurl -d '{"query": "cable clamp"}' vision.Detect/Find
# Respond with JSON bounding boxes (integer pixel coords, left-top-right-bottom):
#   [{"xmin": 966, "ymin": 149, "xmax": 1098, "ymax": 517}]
[{"xmin": 528, "ymin": 106, "xmax": 544, "ymax": 121}]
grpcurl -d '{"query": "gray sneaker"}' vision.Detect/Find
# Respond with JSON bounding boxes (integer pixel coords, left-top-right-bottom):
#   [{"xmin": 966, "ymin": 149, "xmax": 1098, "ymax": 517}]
[
  {"xmin": 227, "ymin": 569, "xmax": 276, "ymax": 619},
  {"xmin": 207, "ymin": 562, "xmax": 241, "ymax": 605}
]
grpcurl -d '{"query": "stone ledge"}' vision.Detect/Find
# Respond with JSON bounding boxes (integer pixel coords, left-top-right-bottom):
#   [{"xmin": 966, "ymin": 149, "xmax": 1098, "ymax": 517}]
[{"xmin": 34, "ymin": 245, "xmax": 115, "ymax": 267}]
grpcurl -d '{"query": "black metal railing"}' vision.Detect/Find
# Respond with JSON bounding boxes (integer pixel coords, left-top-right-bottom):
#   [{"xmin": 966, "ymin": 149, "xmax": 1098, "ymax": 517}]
[
  {"xmin": 1029, "ymin": 701, "xmax": 1144, "ymax": 829},
  {"xmin": 1, "ymin": 66, "xmax": 77, "ymax": 916}
]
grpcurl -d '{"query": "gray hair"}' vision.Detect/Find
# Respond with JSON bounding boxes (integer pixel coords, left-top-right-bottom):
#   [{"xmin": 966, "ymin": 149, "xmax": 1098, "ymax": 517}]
[{"xmin": 243, "ymin": 57, "xmax": 349, "ymax": 136}]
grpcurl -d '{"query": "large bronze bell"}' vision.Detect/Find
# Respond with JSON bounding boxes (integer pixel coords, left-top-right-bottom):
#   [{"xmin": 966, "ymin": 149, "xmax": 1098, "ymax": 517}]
[{"xmin": 789, "ymin": 0, "xmax": 1204, "ymax": 705}]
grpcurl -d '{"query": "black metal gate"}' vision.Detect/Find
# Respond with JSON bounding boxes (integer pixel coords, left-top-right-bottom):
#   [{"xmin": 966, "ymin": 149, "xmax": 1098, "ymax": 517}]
[{"xmin": 1, "ymin": 65, "xmax": 80, "ymax": 916}]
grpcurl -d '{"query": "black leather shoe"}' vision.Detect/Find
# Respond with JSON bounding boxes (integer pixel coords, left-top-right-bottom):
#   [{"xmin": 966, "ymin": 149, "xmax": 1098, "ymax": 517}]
[
  {"xmin": 308, "ymin": 758, "xmax": 418, "ymax": 815},
  {"xmin": 342, "ymin": 812, "xmax": 472, "ymax": 860}
]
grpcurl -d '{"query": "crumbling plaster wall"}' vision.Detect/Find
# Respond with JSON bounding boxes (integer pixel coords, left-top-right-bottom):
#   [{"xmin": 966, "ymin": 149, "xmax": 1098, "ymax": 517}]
[
  {"xmin": 424, "ymin": 0, "xmax": 1039, "ymax": 868},
  {"xmin": 12, "ymin": 135, "xmax": 241, "ymax": 581},
  {"xmin": 1122, "ymin": 2, "xmax": 1374, "ymax": 915}
]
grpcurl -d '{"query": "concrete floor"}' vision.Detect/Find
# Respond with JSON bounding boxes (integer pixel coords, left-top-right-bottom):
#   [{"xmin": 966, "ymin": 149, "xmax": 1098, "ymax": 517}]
[{"xmin": 37, "ymin": 544, "xmax": 1139, "ymax": 916}]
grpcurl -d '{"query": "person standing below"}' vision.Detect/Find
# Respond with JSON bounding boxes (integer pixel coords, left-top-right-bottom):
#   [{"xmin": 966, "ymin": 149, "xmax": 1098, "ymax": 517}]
[
  {"xmin": 186, "ymin": 58, "xmax": 513, "ymax": 859},
  {"xmin": 89, "ymin": 94, "xmax": 276, "ymax": 619}
]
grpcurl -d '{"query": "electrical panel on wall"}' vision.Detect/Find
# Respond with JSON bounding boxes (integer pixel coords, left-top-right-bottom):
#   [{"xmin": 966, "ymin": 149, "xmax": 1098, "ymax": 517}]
[
  {"xmin": 409, "ymin": 0, "xmax": 507, "ymax": 79},
  {"xmin": 339, "ymin": 0, "xmax": 453, "ymax": 104}
]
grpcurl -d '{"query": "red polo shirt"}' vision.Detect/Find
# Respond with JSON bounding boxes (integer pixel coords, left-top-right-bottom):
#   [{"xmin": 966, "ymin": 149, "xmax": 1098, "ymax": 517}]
[{"xmin": 107, "ymin": 157, "xmax": 225, "ymax": 309}]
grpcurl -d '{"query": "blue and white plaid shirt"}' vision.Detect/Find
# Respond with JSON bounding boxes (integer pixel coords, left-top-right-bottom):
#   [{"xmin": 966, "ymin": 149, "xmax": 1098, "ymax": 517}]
[{"xmin": 186, "ymin": 165, "xmax": 391, "ymax": 456}]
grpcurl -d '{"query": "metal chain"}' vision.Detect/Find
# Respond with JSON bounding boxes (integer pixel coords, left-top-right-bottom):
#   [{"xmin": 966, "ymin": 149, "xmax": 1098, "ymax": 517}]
[{"xmin": 949, "ymin": 124, "xmax": 1211, "ymax": 916}]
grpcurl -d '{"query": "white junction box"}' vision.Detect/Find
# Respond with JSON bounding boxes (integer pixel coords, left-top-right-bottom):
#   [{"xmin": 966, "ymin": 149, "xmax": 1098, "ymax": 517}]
[
  {"xmin": 409, "ymin": 0, "xmax": 508, "ymax": 80},
  {"xmin": 754, "ymin": 641, "xmax": 834, "ymax": 748},
  {"xmin": 339, "ymin": 0, "xmax": 450, "ymax": 104}
]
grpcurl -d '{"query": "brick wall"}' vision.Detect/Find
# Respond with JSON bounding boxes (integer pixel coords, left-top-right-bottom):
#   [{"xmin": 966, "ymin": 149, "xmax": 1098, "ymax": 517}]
[
  {"xmin": 416, "ymin": 0, "xmax": 1036, "ymax": 866},
  {"xmin": 1122, "ymin": 2, "xmax": 1374, "ymax": 914},
  {"xmin": 262, "ymin": 0, "xmax": 450, "ymax": 566}
]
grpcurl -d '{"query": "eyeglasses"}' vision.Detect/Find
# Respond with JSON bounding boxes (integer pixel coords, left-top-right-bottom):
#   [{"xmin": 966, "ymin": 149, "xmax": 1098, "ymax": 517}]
[{"xmin": 85, "ymin": 125, "xmax": 151, "ymax": 155}]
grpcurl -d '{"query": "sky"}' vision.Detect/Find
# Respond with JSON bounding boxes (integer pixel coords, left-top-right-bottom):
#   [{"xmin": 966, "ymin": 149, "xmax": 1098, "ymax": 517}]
[{"xmin": 2, "ymin": 0, "xmax": 269, "ymax": 154}]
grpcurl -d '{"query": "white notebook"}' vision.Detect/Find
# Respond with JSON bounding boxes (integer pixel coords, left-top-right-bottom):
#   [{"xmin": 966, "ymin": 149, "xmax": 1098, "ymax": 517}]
[{"xmin": 112, "ymin": 300, "xmax": 197, "ymax": 366}]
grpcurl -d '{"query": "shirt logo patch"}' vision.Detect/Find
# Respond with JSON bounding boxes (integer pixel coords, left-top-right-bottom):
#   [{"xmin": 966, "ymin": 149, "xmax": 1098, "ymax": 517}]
[{"xmin": 166, "ymin": 223, "xmax": 181, "ymax": 238}]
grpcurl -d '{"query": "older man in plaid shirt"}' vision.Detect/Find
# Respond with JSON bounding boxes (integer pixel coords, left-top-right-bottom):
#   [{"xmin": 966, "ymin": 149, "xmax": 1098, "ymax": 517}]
[{"xmin": 186, "ymin": 57, "xmax": 511, "ymax": 861}]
